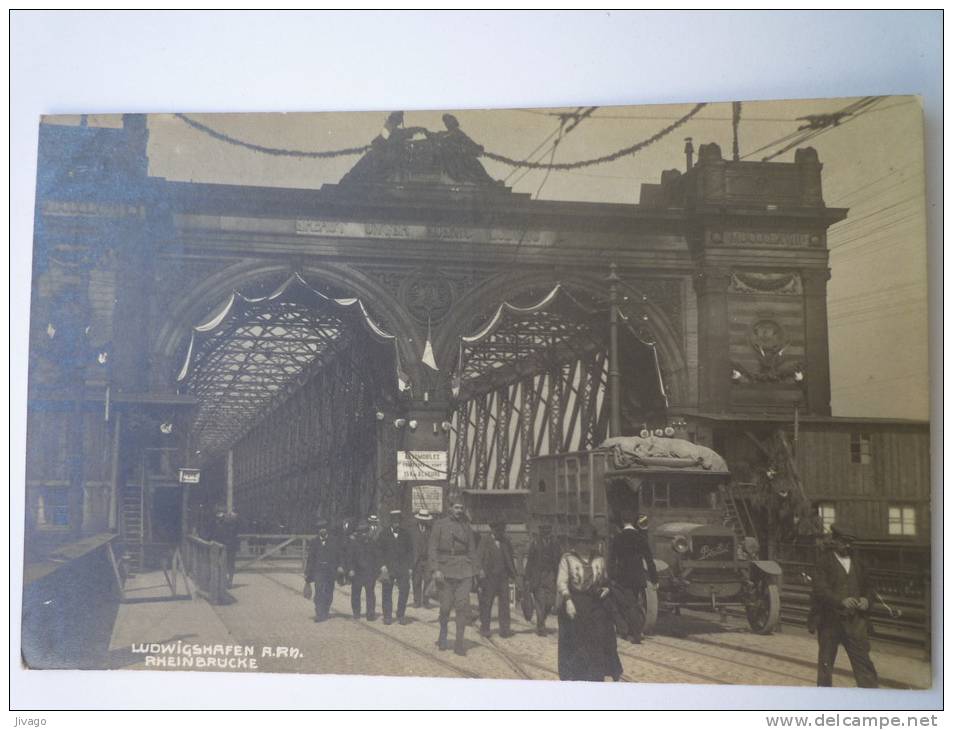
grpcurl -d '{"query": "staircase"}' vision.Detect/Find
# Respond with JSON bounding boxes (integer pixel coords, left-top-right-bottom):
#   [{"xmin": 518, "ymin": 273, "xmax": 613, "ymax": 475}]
[
  {"xmin": 720, "ymin": 483, "xmax": 757, "ymax": 546},
  {"xmin": 121, "ymin": 485, "xmax": 144, "ymax": 574}
]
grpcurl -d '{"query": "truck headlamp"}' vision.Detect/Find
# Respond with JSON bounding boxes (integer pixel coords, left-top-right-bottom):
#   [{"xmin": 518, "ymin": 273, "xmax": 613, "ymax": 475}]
[{"xmin": 672, "ymin": 535, "xmax": 690, "ymax": 554}]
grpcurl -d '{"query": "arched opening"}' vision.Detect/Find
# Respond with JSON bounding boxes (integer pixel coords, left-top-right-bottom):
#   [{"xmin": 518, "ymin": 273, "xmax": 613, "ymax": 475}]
[
  {"xmin": 446, "ymin": 282, "xmax": 671, "ymax": 491},
  {"xmin": 142, "ymin": 270, "xmax": 405, "ymax": 554}
]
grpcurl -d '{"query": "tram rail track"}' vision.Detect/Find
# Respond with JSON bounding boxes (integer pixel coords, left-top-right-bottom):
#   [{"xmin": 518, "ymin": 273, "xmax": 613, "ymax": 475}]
[{"xmin": 242, "ymin": 568, "xmax": 920, "ymax": 688}]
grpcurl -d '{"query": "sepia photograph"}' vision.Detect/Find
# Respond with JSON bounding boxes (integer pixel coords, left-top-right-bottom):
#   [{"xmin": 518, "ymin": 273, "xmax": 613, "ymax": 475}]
[
  {"xmin": 10, "ymin": 10, "xmax": 942, "ymax": 716},
  {"xmin": 20, "ymin": 95, "xmax": 933, "ymax": 685}
]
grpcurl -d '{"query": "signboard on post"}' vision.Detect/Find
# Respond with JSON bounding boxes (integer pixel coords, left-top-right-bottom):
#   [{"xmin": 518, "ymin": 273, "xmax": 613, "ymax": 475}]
[
  {"xmin": 397, "ymin": 451, "xmax": 447, "ymax": 481},
  {"xmin": 410, "ymin": 484, "xmax": 444, "ymax": 514},
  {"xmin": 178, "ymin": 468, "xmax": 201, "ymax": 485}
]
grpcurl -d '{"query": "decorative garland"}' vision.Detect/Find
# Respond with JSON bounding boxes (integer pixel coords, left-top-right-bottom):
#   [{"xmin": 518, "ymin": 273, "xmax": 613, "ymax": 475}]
[
  {"xmin": 174, "ymin": 103, "xmax": 707, "ymax": 170},
  {"xmin": 175, "ymin": 113, "xmax": 372, "ymax": 159}
]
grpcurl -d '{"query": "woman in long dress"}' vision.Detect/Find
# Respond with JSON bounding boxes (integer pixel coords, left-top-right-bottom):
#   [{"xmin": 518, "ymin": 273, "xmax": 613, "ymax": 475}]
[{"xmin": 556, "ymin": 523, "xmax": 623, "ymax": 682}]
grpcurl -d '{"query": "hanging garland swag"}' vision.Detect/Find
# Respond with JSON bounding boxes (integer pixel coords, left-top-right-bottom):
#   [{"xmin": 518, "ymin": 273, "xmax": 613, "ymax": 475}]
[{"xmin": 174, "ymin": 103, "xmax": 707, "ymax": 170}]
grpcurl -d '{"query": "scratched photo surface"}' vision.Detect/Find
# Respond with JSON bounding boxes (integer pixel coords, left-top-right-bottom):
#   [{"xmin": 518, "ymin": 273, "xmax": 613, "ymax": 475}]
[{"xmin": 22, "ymin": 98, "xmax": 931, "ymax": 688}]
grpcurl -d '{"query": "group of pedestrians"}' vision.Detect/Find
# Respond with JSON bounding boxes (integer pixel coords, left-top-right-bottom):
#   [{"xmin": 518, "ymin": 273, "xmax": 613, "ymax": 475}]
[
  {"xmin": 300, "ymin": 495, "xmax": 661, "ymax": 679},
  {"xmin": 305, "ymin": 508, "xmax": 435, "ymax": 626}
]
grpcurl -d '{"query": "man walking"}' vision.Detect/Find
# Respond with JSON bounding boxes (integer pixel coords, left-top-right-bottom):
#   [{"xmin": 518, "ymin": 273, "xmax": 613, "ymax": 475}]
[
  {"xmin": 428, "ymin": 496, "xmax": 480, "ymax": 656},
  {"xmin": 303, "ymin": 518, "xmax": 344, "ymax": 622},
  {"xmin": 524, "ymin": 522, "xmax": 561, "ymax": 636},
  {"xmin": 411, "ymin": 508, "xmax": 434, "ymax": 608},
  {"xmin": 812, "ymin": 524, "xmax": 879, "ymax": 687},
  {"xmin": 476, "ymin": 520, "xmax": 518, "ymax": 639},
  {"xmin": 346, "ymin": 521, "xmax": 380, "ymax": 621},
  {"xmin": 378, "ymin": 509, "xmax": 414, "ymax": 625},
  {"xmin": 608, "ymin": 511, "xmax": 658, "ymax": 644}
]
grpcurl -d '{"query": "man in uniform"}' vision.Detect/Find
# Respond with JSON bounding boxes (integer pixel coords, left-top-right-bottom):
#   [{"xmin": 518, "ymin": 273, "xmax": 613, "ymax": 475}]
[
  {"xmin": 346, "ymin": 521, "xmax": 380, "ymax": 621},
  {"xmin": 303, "ymin": 518, "xmax": 344, "ymax": 622},
  {"xmin": 811, "ymin": 524, "xmax": 879, "ymax": 688},
  {"xmin": 524, "ymin": 522, "xmax": 561, "ymax": 636},
  {"xmin": 411, "ymin": 508, "xmax": 434, "ymax": 608},
  {"xmin": 428, "ymin": 496, "xmax": 481, "ymax": 656},
  {"xmin": 378, "ymin": 509, "xmax": 414, "ymax": 625},
  {"xmin": 476, "ymin": 520, "xmax": 518, "ymax": 639},
  {"xmin": 608, "ymin": 510, "xmax": 658, "ymax": 644}
]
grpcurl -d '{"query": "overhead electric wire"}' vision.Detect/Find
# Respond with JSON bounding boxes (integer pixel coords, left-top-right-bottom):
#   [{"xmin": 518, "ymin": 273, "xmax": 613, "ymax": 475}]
[{"xmin": 829, "ymin": 160, "xmax": 923, "ymax": 204}]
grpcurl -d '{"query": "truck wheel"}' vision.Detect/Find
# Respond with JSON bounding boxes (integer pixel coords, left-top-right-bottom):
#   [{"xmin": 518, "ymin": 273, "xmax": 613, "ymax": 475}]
[
  {"xmin": 643, "ymin": 583, "xmax": 659, "ymax": 635},
  {"xmin": 746, "ymin": 583, "xmax": 780, "ymax": 634}
]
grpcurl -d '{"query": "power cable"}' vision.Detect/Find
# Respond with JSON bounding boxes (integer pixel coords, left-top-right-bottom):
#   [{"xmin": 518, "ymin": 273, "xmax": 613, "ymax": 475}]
[{"xmin": 482, "ymin": 103, "xmax": 706, "ymax": 170}]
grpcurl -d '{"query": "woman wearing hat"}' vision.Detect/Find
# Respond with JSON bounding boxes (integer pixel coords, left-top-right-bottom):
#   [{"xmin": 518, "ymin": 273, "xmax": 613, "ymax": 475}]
[{"xmin": 555, "ymin": 523, "xmax": 623, "ymax": 682}]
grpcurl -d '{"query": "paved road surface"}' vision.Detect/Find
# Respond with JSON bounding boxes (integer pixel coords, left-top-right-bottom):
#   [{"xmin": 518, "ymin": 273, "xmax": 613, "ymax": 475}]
[{"xmin": 109, "ymin": 567, "xmax": 932, "ymax": 688}]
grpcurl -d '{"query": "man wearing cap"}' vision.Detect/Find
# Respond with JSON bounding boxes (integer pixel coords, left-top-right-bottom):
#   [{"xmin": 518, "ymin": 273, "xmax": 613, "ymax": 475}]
[
  {"xmin": 303, "ymin": 518, "xmax": 345, "ymax": 622},
  {"xmin": 476, "ymin": 520, "xmax": 518, "ymax": 639},
  {"xmin": 346, "ymin": 521, "xmax": 381, "ymax": 621},
  {"xmin": 378, "ymin": 509, "xmax": 414, "ymax": 625},
  {"xmin": 608, "ymin": 511, "xmax": 658, "ymax": 644},
  {"xmin": 428, "ymin": 497, "xmax": 480, "ymax": 656},
  {"xmin": 412, "ymin": 508, "xmax": 434, "ymax": 608},
  {"xmin": 811, "ymin": 524, "xmax": 879, "ymax": 688},
  {"xmin": 524, "ymin": 522, "xmax": 561, "ymax": 636}
]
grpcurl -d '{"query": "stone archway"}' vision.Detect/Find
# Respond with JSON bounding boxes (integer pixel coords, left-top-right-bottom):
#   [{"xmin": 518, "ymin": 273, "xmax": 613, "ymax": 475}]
[{"xmin": 152, "ymin": 259, "xmax": 423, "ymax": 392}]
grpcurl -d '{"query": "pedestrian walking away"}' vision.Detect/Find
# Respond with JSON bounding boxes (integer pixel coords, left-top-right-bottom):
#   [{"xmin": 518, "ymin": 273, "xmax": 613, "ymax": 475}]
[
  {"xmin": 211, "ymin": 505, "xmax": 240, "ymax": 589},
  {"xmin": 428, "ymin": 496, "xmax": 481, "ymax": 656},
  {"xmin": 346, "ymin": 520, "xmax": 381, "ymax": 620},
  {"xmin": 556, "ymin": 523, "xmax": 623, "ymax": 682},
  {"xmin": 379, "ymin": 509, "xmax": 414, "ymax": 624},
  {"xmin": 476, "ymin": 520, "xmax": 518, "ymax": 638},
  {"xmin": 303, "ymin": 518, "xmax": 345, "ymax": 622},
  {"xmin": 811, "ymin": 524, "xmax": 879, "ymax": 688},
  {"xmin": 411, "ymin": 508, "xmax": 434, "ymax": 608},
  {"xmin": 524, "ymin": 522, "xmax": 561, "ymax": 636},
  {"xmin": 608, "ymin": 510, "xmax": 658, "ymax": 644}
]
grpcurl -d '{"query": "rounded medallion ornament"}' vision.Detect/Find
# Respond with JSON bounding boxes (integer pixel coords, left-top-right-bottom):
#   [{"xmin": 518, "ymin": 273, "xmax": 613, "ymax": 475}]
[{"xmin": 401, "ymin": 270, "xmax": 453, "ymax": 323}]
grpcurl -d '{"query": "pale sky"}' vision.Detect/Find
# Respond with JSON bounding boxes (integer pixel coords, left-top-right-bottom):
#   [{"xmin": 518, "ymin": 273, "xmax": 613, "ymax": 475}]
[{"xmin": 58, "ymin": 96, "xmax": 929, "ymax": 420}]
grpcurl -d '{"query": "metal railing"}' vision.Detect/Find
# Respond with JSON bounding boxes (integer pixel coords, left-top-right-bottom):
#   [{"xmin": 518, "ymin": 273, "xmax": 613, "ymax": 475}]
[
  {"xmin": 183, "ymin": 535, "xmax": 229, "ymax": 604},
  {"xmin": 236, "ymin": 534, "xmax": 314, "ymax": 573},
  {"xmin": 778, "ymin": 557, "xmax": 931, "ymax": 658}
]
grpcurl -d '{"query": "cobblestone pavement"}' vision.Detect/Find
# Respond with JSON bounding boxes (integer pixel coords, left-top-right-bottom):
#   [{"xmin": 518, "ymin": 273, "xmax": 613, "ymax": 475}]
[{"xmin": 109, "ymin": 567, "xmax": 932, "ymax": 689}]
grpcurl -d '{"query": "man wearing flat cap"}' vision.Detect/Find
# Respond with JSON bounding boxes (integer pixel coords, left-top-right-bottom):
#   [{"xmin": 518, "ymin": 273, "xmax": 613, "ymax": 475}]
[
  {"xmin": 811, "ymin": 524, "xmax": 879, "ymax": 687},
  {"xmin": 378, "ymin": 509, "xmax": 414, "ymax": 625},
  {"xmin": 303, "ymin": 518, "xmax": 344, "ymax": 622},
  {"xmin": 429, "ymin": 495, "xmax": 480, "ymax": 655},
  {"xmin": 476, "ymin": 520, "xmax": 518, "ymax": 639}
]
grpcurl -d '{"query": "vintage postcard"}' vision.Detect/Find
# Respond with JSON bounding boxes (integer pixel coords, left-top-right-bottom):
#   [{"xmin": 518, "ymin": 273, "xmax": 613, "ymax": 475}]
[{"xmin": 20, "ymin": 97, "xmax": 931, "ymax": 689}]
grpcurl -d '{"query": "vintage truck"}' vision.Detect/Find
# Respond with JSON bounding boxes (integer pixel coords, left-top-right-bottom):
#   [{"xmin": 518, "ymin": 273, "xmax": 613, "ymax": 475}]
[{"xmin": 525, "ymin": 435, "xmax": 782, "ymax": 634}]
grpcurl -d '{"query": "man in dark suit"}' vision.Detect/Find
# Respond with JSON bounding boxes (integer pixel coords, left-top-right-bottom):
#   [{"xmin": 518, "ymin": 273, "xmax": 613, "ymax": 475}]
[
  {"xmin": 524, "ymin": 522, "xmax": 561, "ymax": 636},
  {"xmin": 608, "ymin": 511, "xmax": 658, "ymax": 644},
  {"xmin": 303, "ymin": 518, "xmax": 344, "ymax": 622},
  {"xmin": 346, "ymin": 521, "xmax": 381, "ymax": 621},
  {"xmin": 378, "ymin": 509, "xmax": 414, "ymax": 625},
  {"xmin": 411, "ymin": 508, "xmax": 434, "ymax": 608},
  {"xmin": 811, "ymin": 524, "xmax": 879, "ymax": 687},
  {"xmin": 476, "ymin": 520, "xmax": 518, "ymax": 639}
]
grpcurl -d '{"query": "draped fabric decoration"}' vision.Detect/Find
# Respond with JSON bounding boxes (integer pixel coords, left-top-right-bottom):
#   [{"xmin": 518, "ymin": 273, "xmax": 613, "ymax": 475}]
[
  {"xmin": 176, "ymin": 272, "xmax": 407, "ymax": 453},
  {"xmin": 448, "ymin": 284, "xmax": 669, "ymax": 491}
]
